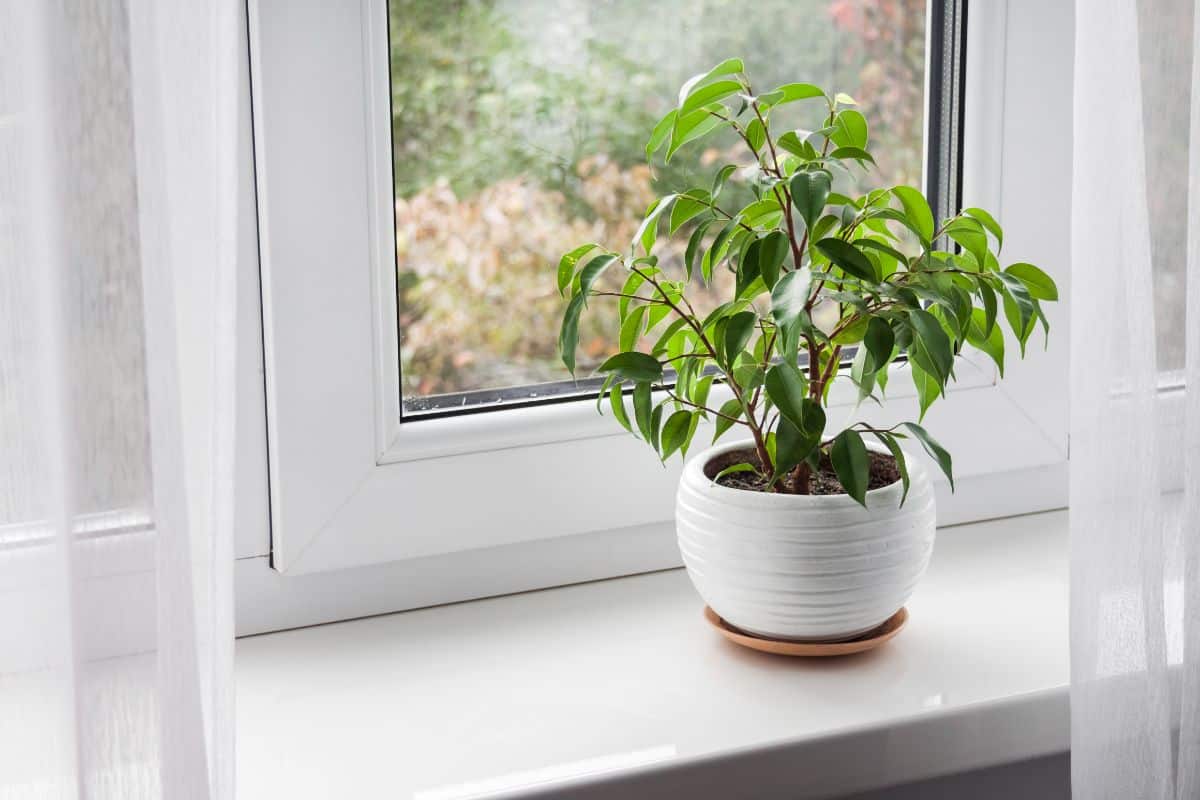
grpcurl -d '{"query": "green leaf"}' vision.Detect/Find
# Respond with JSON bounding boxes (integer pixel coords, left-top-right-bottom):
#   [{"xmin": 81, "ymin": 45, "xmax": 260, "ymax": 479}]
[
  {"xmin": 739, "ymin": 196, "xmax": 783, "ymax": 228},
  {"xmin": 650, "ymin": 403, "xmax": 664, "ymax": 452},
  {"xmin": 978, "ymin": 279, "xmax": 998, "ymax": 335},
  {"xmin": 902, "ymin": 422, "xmax": 954, "ymax": 491},
  {"xmin": 774, "ymin": 415, "xmax": 822, "ymax": 479},
  {"xmin": 769, "ymin": 268, "xmax": 813, "ymax": 329},
  {"xmin": 849, "ymin": 345, "xmax": 876, "ymax": 402},
  {"xmin": 645, "ymin": 109, "xmax": 677, "ymax": 161},
  {"xmin": 677, "ymin": 58, "xmax": 744, "ymax": 104},
  {"xmin": 633, "ymin": 381, "xmax": 653, "ymax": 442},
  {"xmin": 723, "ymin": 311, "xmax": 758, "ymax": 366},
  {"xmin": 577, "ymin": 253, "xmax": 619, "ymax": 301},
  {"xmin": 996, "ymin": 271, "xmax": 1036, "ymax": 354},
  {"xmin": 811, "ymin": 214, "xmax": 840, "ymax": 243},
  {"xmin": 864, "ymin": 207, "xmax": 927, "ymax": 242},
  {"xmin": 831, "ymin": 109, "xmax": 868, "ymax": 149},
  {"xmin": 619, "ymin": 304, "xmax": 647, "ymax": 352},
  {"xmin": 618, "ymin": 269, "xmax": 648, "ymax": 321},
  {"xmin": 667, "ymin": 106, "xmax": 726, "ymax": 162},
  {"xmin": 966, "ymin": 307, "xmax": 1005, "ymax": 377},
  {"xmin": 685, "ymin": 219, "xmax": 714, "ymax": 281},
  {"xmin": 680, "ymin": 412, "xmax": 701, "ymax": 458},
  {"xmin": 712, "ymin": 462, "xmax": 758, "ymax": 484},
  {"xmin": 909, "ymin": 362, "xmax": 939, "ymax": 420},
  {"xmin": 757, "ymin": 230, "xmax": 790, "ymax": 290},
  {"xmin": 711, "ymin": 164, "xmax": 738, "ymax": 199},
  {"xmin": 834, "ymin": 92, "xmax": 858, "ymax": 106},
  {"xmin": 596, "ymin": 374, "xmax": 616, "ymax": 414},
  {"xmin": 906, "ymin": 307, "xmax": 954, "ymax": 386},
  {"xmin": 558, "ymin": 292, "xmax": 586, "ymax": 375},
  {"xmin": 701, "ymin": 299, "xmax": 748, "ymax": 331},
  {"xmin": 608, "ymin": 382, "xmax": 633, "ymax": 435},
  {"xmin": 833, "ymin": 314, "xmax": 870, "ymax": 345},
  {"xmin": 693, "ymin": 375, "xmax": 714, "ymax": 411},
  {"xmin": 1034, "ymin": 301, "xmax": 1051, "ymax": 346},
  {"xmin": 872, "ymin": 432, "xmax": 910, "ymax": 505},
  {"xmin": 945, "ymin": 217, "xmax": 988, "ymax": 270},
  {"xmin": 736, "ymin": 238, "xmax": 762, "ymax": 298},
  {"xmin": 634, "ymin": 195, "xmax": 676, "ymax": 255},
  {"xmin": 650, "ymin": 317, "xmax": 689, "ymax": 357},
  {"xmin": 828, "ymin": 146, "xmax": 876, "ymax": 165},
  {"xmin": 789, "ymin": 170, "xmax": 832, "ymax": 233},
  {"xmin": 680, "ymin": 79, "xmax": 743, "ymax": 117},
  {"xmin": 815, "ymin": 238, "xmax": 878, "ymax": 282},
  {"xmin": 558, "ymin": 244, "xmax": 599, "ymax": 297},
  {"xmin": 891, "ymin": 186, "xmax": 935, "ymax": 243},
  {"xmin": 713, "ymin": 397, "xmax": 743, "ymax": 443},
  {"xmin": 772, "ymin": 83, "xmax": 826, "ymax": 104},
  {"xmin": 702, "ymin": 219, "xmax": 740, "ymax": 283},
  {"xmin": 646, "ymin": 280, "xmax": 682, "ymax": 329},
  {"xmin": 876, "ymin": 351, "xmax": 893, "ymax": 395},
  {"xmin": 745, "ymin": 118, "xmax": 767, "ymax": 152},
  {"xmin": 598, "ymin": 351, "xmax": 663, "ymax": 383},
  {"xmin": 670, "ymin": 193, "xmax": 711, "ymax": 234},
  {"xmin": 1005, "ymin": 262, "xmax": 1058, "ymax": 301},
  {"xmin": 733, "ymin": 362, "xmax": 765, "ymax": 394},
  {"xmin": 964, "ymin": 207, "xmax": 1003, "ymax": 250},
  {"xmin": 831, "ymin": 429, "xmax": 870, "ymax": 506},
  {"xmin": 660, "ymin": 410, "xmax": 694, "ymax": 461},
  {"xmin": 765, "ymin": 362, "xmax": 824, "ymax": 439},
  {"xmin": 856, "ymin": 239, "xmax": 906, "ymax": 275},
  {"xmin": 863, "ymin": 317, "xmax": 895, "ymax": 370},
  {"xmin": 778, "ymin": 131, "xmax": 818, "ymax": 160}
]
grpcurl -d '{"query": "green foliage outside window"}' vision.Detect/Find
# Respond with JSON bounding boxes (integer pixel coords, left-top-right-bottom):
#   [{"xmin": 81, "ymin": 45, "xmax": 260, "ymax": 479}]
[{"xmin": 390, "ymin": 0, "xmax": 928, "ymax": 400}]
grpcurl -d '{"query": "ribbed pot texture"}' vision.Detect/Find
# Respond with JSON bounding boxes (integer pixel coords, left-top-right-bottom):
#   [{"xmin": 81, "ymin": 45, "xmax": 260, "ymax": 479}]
[{"xmin": 676, "ymin": 438, "xmax": 936, "ymax": 642}]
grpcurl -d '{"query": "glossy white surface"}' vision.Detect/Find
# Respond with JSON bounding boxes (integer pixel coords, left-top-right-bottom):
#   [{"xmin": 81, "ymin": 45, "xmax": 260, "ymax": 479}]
[
  {"xmin": 237, "ymin": 510, "xmax": 1069, "ymax": 799},
  {"xmin": 677, "ymin": 440, "xmax": 937, "ymax": 641}
]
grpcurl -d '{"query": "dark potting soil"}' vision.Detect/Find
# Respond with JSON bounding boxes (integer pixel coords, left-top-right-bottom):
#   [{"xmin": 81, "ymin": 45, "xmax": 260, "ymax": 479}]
[{"xmin": 705, "ymin": 447, "xmax": 900, "ymax": 495}]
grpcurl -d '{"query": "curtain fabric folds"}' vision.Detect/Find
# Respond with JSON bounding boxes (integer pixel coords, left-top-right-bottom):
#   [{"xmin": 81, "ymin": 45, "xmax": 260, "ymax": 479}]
[
  {"xmin": 1071, "ymin": 0, "xmax": 1200, "ymax": 797},
  {"xmin": 1, "ymin": 1, "xmax": 239, "ymax": 797}
]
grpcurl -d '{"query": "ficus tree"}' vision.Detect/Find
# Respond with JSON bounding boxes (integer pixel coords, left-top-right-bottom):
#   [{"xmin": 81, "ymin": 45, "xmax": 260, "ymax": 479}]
[{"xmin": 556, "ymin": 59, "xmax": 1058, "ymax": 504}]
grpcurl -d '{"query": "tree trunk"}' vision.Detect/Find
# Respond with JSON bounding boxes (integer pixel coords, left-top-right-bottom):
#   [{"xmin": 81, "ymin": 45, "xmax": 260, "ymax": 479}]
[{"xmin": 789, "ymin": 461, "xmax": 812, "ymax": 495}]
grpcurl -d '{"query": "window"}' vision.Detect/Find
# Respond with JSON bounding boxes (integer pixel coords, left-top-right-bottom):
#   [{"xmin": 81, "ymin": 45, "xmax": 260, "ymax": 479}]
[
  {"xmin": 242, "ymin": 0, "xmax": 1070, "ymax": 631},
  {"xmin": 389, "ymin": 0, "xmax": 933, "ymax": 416}
]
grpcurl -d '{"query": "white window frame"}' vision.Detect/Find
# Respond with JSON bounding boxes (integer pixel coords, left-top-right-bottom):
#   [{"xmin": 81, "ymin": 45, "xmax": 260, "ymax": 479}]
[{"xmin": 236, "ymin": 0, "xmax": 1071, "ymax": 633}]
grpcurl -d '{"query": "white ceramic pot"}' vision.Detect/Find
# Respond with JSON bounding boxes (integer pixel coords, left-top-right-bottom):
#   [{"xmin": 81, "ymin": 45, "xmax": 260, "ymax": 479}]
[{"xmin": 676, "ymin": 438, "xmax": 936, "ymax": 642}]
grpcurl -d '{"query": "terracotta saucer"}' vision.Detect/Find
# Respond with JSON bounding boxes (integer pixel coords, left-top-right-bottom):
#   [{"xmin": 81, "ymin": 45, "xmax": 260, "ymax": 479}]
[{"xmin": 703, "ymin": 606, "xmax": 908, "ymax": 657}]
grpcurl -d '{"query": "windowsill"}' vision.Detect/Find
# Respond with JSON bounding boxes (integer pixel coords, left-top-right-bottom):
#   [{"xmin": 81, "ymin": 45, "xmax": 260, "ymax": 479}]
[{"xmin": 236, "ymin": 510, "xmax": 1068, "ymax": 799}]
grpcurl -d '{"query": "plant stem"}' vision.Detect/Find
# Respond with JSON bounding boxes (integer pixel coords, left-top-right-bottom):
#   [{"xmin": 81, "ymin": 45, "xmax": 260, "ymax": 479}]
[
  {"xmin": 590, "ymin": 291, "xmax": 668, "ymax": 303},
  {"xmin": 629, "ymin": 263, "xmax": 775, "ymax": 475},
  {"xmin": 659, "ymin": 386, "xmax": 744, "ymax": 423},
  {"xmin": 789, "ymin": 461, "xmax": 812, "ymax": 495}
]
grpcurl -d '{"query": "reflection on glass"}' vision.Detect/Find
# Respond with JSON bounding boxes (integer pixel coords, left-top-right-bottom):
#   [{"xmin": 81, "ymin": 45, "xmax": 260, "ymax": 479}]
[{"xmin": 389, "ymin": 0, "xmax": 928, "ymax": 412}]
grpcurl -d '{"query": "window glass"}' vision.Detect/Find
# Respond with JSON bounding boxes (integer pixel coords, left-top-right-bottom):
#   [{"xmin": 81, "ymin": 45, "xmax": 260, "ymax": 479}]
[{"xmin": 389, "ymin": 0, "xmax": 928, "ymax": 414}]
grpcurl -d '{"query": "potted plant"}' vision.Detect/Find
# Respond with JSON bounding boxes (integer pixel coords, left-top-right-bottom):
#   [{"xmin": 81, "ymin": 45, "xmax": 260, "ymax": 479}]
[{"xmin": 556, "ymin": 60, "xmax": 1058, "ymax": 643}]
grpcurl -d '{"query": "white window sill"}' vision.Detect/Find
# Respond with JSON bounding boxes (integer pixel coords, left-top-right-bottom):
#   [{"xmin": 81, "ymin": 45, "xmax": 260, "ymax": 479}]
[{"xmin": 236, "ymin": 510, "xmax": 1068, "ymax": 800}]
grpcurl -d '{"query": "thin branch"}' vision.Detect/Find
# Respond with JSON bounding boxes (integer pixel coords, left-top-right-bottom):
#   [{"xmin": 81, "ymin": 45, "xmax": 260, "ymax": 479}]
[
  {"xmin": 590, "ymin": 291, "xmax": 668, "ymax": 304},
  {"xmin": 658, "ymin": 386, "xmax": 744, "ymax": 424},
  {"xmin": 660, "ymin": 353, "xmax": 707, "ymax": 364},
  {"xmin": 820, "ymin": 421, "xmax": 906, "ymax": 448}
]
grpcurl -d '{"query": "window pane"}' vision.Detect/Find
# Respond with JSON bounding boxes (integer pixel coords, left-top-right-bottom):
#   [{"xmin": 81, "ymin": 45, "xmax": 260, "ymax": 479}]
[{"xmin": 389, "ymin": 0, "xmax": 928, "ymax": 415}]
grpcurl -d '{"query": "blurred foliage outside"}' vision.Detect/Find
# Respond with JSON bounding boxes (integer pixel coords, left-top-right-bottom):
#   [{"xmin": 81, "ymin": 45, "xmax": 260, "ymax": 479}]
[{"xmin": 390, "ymin": 0, "xmax": 927, "ymax": 404}]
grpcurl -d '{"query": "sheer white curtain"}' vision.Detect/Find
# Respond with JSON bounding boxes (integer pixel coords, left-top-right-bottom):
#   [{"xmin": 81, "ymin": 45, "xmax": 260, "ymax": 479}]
[
  {"xmin": 1, "ymin": 1, "xmax": 238, "ymax": 797},
  {"xmin": 1071, "ymin": 0, "xmax": 1200, "ymax": 797}
]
